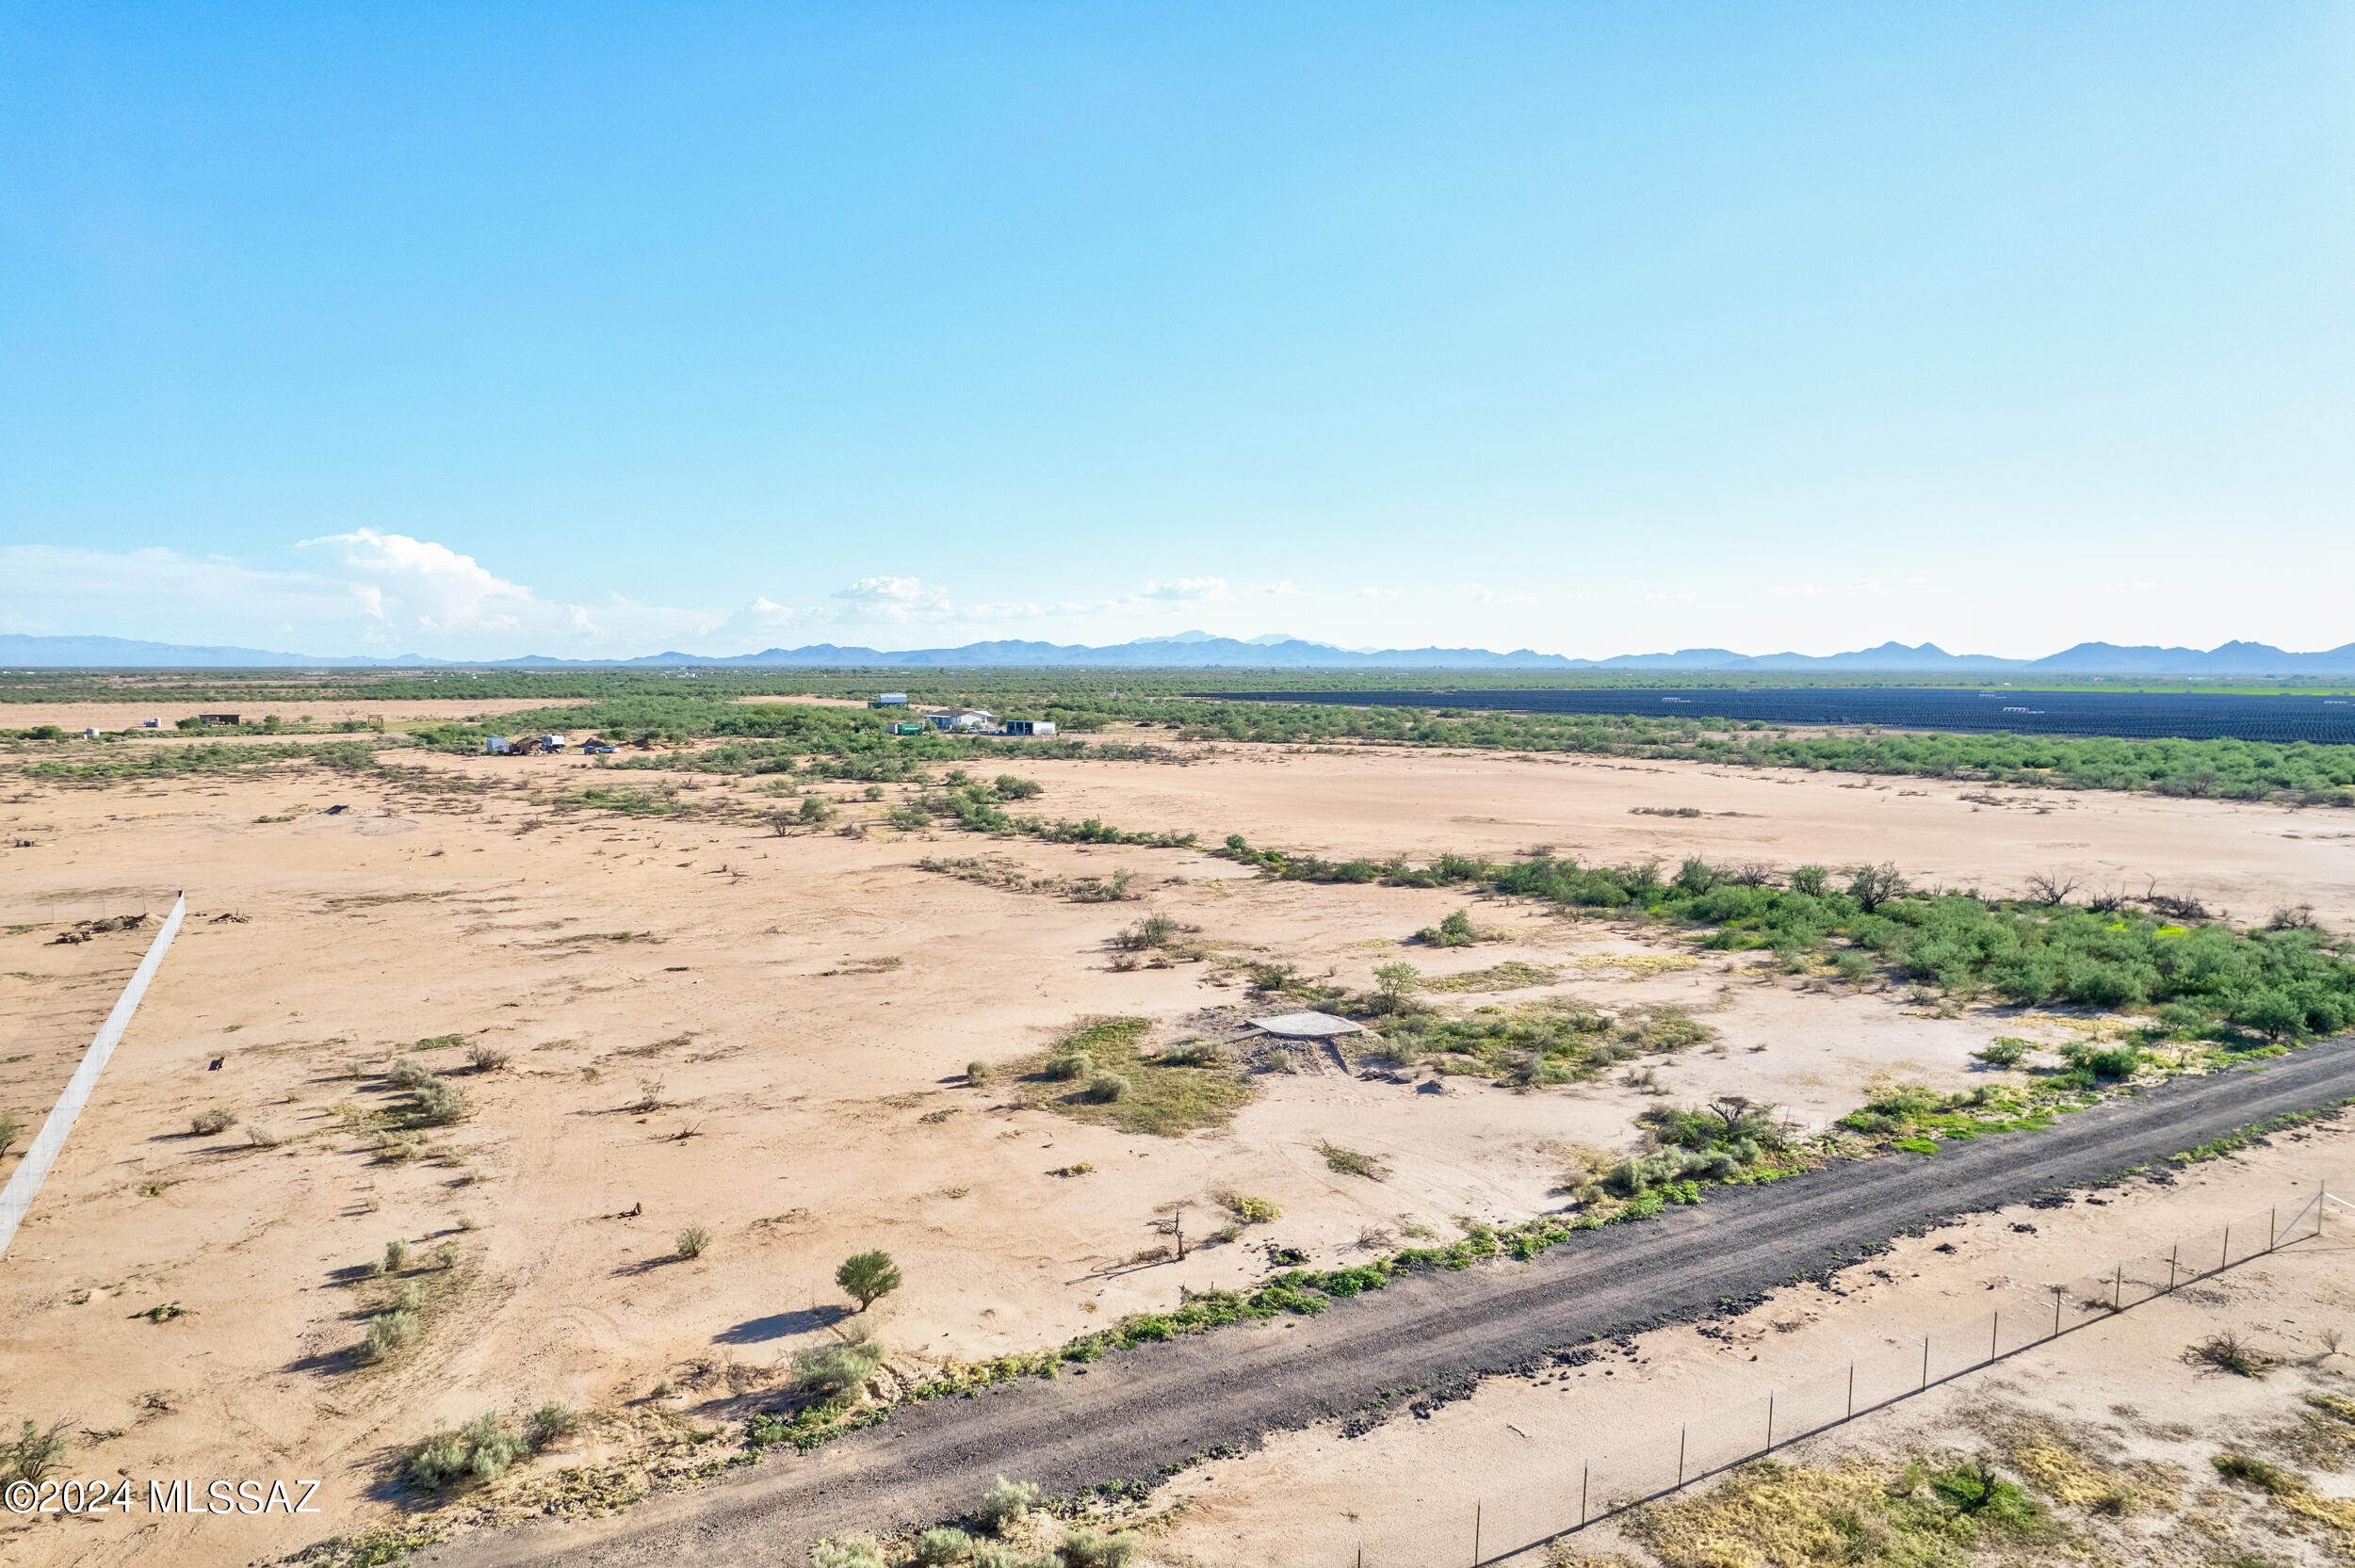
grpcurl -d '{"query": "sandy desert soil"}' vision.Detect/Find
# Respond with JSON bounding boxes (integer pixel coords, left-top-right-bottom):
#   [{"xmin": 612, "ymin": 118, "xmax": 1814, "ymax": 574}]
[{"xmin": 0, "ymin": 735, "xmax": 2349, "ymax": 1566}]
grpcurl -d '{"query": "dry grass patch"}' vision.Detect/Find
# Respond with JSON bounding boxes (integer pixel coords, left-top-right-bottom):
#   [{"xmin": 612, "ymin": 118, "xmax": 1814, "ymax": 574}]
[
  {"xmin": 1626, "ymin": 1455, "xmax": 2053, "ymax": 1568},
  {"xmin": 1017, "ymin": 1018, "xmax": 1256, "ymax": 1137},
  {"xmin": 1420, "ymin": 960, "xmax": 1560, "ymax": 994}
]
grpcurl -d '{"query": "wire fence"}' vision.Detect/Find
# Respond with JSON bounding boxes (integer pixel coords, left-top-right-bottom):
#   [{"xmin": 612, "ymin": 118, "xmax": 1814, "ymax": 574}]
[{"xmin": 1347, "ymin": 1189, "xmax": 2329, "ymax": 1567}]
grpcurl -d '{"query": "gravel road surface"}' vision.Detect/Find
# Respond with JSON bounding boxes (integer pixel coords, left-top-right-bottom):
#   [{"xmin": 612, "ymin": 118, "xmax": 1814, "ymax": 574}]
[{"xmin": 439, "ymin": 1040, "xmax": 2355, "ymax": 1567}]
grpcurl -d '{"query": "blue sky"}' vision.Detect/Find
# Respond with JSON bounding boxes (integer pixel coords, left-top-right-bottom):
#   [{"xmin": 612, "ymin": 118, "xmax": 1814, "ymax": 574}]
[{"xmin": 3, "ymin": 3, "xmax": 2350, "ymax": 659}]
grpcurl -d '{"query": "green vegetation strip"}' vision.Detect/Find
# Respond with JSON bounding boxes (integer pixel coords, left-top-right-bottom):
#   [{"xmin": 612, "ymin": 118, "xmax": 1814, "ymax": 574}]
[{"xmin": 1220, "ymin": 838, "xmax": 2355, "ymax": 1044}]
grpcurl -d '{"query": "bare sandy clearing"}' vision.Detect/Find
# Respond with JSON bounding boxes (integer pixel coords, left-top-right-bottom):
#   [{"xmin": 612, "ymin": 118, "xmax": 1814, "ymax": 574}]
[{"xmin": 0, "ymin": 739, "xmax": 2347, "ymax": 1566}]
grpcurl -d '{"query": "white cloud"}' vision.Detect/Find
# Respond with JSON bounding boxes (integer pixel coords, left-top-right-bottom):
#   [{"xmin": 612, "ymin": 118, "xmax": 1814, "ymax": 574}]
[
  {"xmin": 2103, "ymin": 580, "xmax": 2160, "ymax": 595},
  {"xmin": 1263, "ymin": 580, "xmax": 1298, "ymax": 596},
  {"xmin": 298, "ymin": 529, "xmax": 549, "ymax": 635},
  {"xmin": 1135, "ymin": 576, "xmax": 1232, "ymax": 604},
  {"xmin": 830, "ymin": 575, "xmax": 952, "ymax": 622},
  {"xmin": 1359, "ymin": 586, "xmax": 1402, "ymax": 600}
]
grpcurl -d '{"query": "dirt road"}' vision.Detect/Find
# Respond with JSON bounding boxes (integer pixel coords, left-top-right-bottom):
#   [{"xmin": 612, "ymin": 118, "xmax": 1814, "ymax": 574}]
[{"xmin": 441, "ymin": 1041, "xmax": 2355, "ymax": 1566}]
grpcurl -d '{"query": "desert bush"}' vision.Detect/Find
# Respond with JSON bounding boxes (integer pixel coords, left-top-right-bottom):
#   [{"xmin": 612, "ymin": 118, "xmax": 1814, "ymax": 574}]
[
  {"xmin": 2189, "ymin": 1331, "xmax": 2272, "ymax": 1378},
  {"xmin": 966, "ymin": 1060, "xmax": 993, "ymax": 1086},
  {"xmin": 974, "ymin": 1475, "xmax": 1040, "ymax": 1531},
  {"xmin": 1417, "ymin": 908, "xmax": 1478, "ymax": 946},
  {"xmin": 409, "ymin": 1075, "xmax": 467, "ymax": 1125},
  {"xmin": 793, "ymin": 1337, "xmax": 887, "ymax": 1401},
  {"xmin": 914, "ymin": 1527, "xmax": 975, "ymax": 1564},
  {"xmin": 0, "ymin": 1108, "xmax": 22, "ymax": 1156},
  {"xmin": 365, "ymin": 1309, "xmax": 420, "ymax": 1362},
  {"xmin": 1054, "ymin": 1527, "xmax": 1138, "ymax": 1567},
  {"xmin": 4, "ymin": 1416, "xmax": 71, "ymax": 1485},
  {"xmin": 1113, "ymin": 912, "xmax": 1179, "ymax": 950},
  {"xmin": 1218, "ymin": 1191, "xmax": 1282, "ymax": 1223},
  {"xmin": 466, "ymin": 1042, "xmax": 512, "ymax": 1072},
  {"xmin": 798, "ymin": 796, "xmax": 836, "ymax": 827},
  {"xmin": 1318, "ymin": 1142, "xmax": 1389, "ymax": 1179},
  {"xmin": 384, "ymin": 1237, "xmax": 411, "ymax": 1270},
  {"xmin": 396, "ymin": 1281, "xmax": 425, "ymax": 1312},
  {"xmin": 2213, "ymin": 1453, "xmax": 2294, "ymax": 1493},
  {"xmin": 1973, "ymin": 1038, "xmax": 2031, "ymax": 1068},
  {"xmin": 966, "ymin": 1547, "xmax": 1029, "ymax": 1568},
  {"xmin": 1155, "ymin": 1040, "xmax": 1229, "ymax": 1067},
  {"xmin": 433, "ymin": 1242, "xmax": 459, "ymax": 1269},
  {"xmin": 1369, "ymin": 962, "xmax": 1421, "ymax": 1012},
  {"xmin": 635, "ymin": 1077, "xmax": 664, "ymax": 1111},
  {"xmin": 407, "ymin": 1411, "xmax": 528, "ymax": 1488},
  {"xmin": 526, "ymin": 1402, "xmax": 578, "ymax": 1447},
  {"xmin": 1084, "ymin": 1071, "xmax": 1130, "ymax": 1103},
  {"xmin": 676, "ymin": 1225, "xmax": 711, "ymax": 1260},
  {"xmin": 242, "ymin": 1121, "xmax": 284, "ymax": 1148},
  {"xmin": 836, "ymin": 1250, "xmax": 903, "ymax": 1309},
  {"xmin": 388, "ymin": 1056, "xmax": 436, "ymax": 1091},
  {"xmin": 1042, "ymin": 1051, "xmax": 1094, "ymax": 1081},
  {"xmin": 809, "ymin": 1538, "xmax": 888, "ymax": 1568}
]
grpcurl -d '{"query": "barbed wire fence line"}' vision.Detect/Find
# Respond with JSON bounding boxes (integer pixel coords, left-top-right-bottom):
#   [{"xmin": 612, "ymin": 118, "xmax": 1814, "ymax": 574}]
[{"xmin": 1345, "ymin": 1183, "xmax": 2334, "ymax": 1567}]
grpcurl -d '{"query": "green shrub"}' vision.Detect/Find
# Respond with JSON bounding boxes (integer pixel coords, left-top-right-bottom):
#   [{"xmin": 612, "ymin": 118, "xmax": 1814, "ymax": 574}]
[
  {"xmin": 914, "ymin": 1527, "xmax": 975, "ymax": 1564},
  {"xmin": 365, "ymin": 1309, "xmax": 420, "ymax": 1362},
  {"xmin": 242, "ymin": 1121, "xmax": 285, "ymax": 1147},
  {"xmin": 526, "ymin": 1402, "xmax": 578, "ymax": 1447},
  {"xmin": 1055, "ymin": 1527, "xmax": 1138, "ymax": 1568},
  {"xmin": 4, "ymin": 1417, "xmax": 70, "ymax": 1485},
  {"xmin": 966, "ymin": 1059, "xmax": 992, "ymax": 1086},
  {"xmin": 1113, "ymin": 912, "xmax": 1179, "ymax": 950},
  {"xmin": 388, "ymin": 1057, "xmax": 436, "ymax": 1091},
  {"xmin": 410, "ymin": 1076, "xmax": 467, "ymax": 1125},
  {"xmin": 384, "ymin": 1238, "xmax": 411, "ymax": 1271},
  {"xmin": 1973, "ymin": 1038, "xmax": 2031, "ymax": 1068},
  {"xmin": 2213, "ymin": 1453, "xmax": 2294, "ymax": 1493},
  {"xmin": 407, "ymin": 1412, "xmax": 529, "ymax": 1489},
  {"xmin": 836, "ymin": 1250, "xmax": 902, "ymax": 1309},
  {"xmin": 676, "ymin": 1225, "xmax": 711, "ymax": 1259},
  {"xmin": 974, "ymin": 1475, "xmax": 1039, "ymax": 1531},
  {"xmin": 809, "ymin": 1538, "xmax": 888, "ymax": 1568},
  {"xmin": 793, "ymin": 1338, "xmax": 887, "ymax": 1401},
  {"xmin": 1417, "ymin": 908, "xmax": 1478, "ymax": 946},
  {"xmin": 1084, "ymin": 1071, "xmax": 1130, "ymax": 1103},
  {"xmin": 1220, "ymin": 1192, "xmax": 1282, "ymax": 1223},
  {"xmin": 1042, "ymin": 1051, "xmax": 1094, "ymax": 1081},
  {"xmin": 189, "ymin": 1107, "xmax": 235, "ymax": 1137}
]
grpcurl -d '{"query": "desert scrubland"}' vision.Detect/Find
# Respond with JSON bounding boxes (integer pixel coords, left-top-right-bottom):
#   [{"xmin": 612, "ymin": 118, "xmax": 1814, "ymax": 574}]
[{"xmin": 3, "ymin": 722, "xmax": 2353, "ymax": 1567}]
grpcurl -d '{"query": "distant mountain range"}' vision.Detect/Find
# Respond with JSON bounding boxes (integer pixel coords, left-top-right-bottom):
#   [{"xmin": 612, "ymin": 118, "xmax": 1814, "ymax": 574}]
[{"xmin": 6, "ymin": 632, "xmax": 2355, "ymax": 674}]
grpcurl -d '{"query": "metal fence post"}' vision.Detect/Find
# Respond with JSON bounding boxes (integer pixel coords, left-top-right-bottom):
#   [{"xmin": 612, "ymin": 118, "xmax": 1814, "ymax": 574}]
[
  {"xmin": 2168, "ymin": 1243, "xmax": 2178, "ymax": 1291},
  {"xmin": 2222, "ymin": 1224, "xmax": 2231, "ymax": 1269},
  {"xmin": 1846, "ymin": 1360, "xmax": 1854, "ymax": 1419},
  {"xmin": 1678, "ymin": 1424, "xmax": 1687, "ymax": 1486},
  {"xmin": 1473, "ymin": 1499, "xmax": 1481, "ymax": 1566},
  {"xmin": 2113, "ymin": 1263, "xmax": 2122, "ymax": 1309},
  {"xmin": 1765, "ymin": 1389, "xmax": 1775, "ymax": 1451},
  {"xmin": 1921, "ymin": 1335, "xmax": 1929, "ymax": 1389},
  {"xmin": 2270, "ymin": 1206, "xmax": 2279, "ymax": 1251},
  {"xmin": 1990, "ymin": 1311, "xmax": 1999, "ymax": 1361},
  {"xmin": 1581, "ymin": 1461, "xmax": 1589, "ymax": 1527}
]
